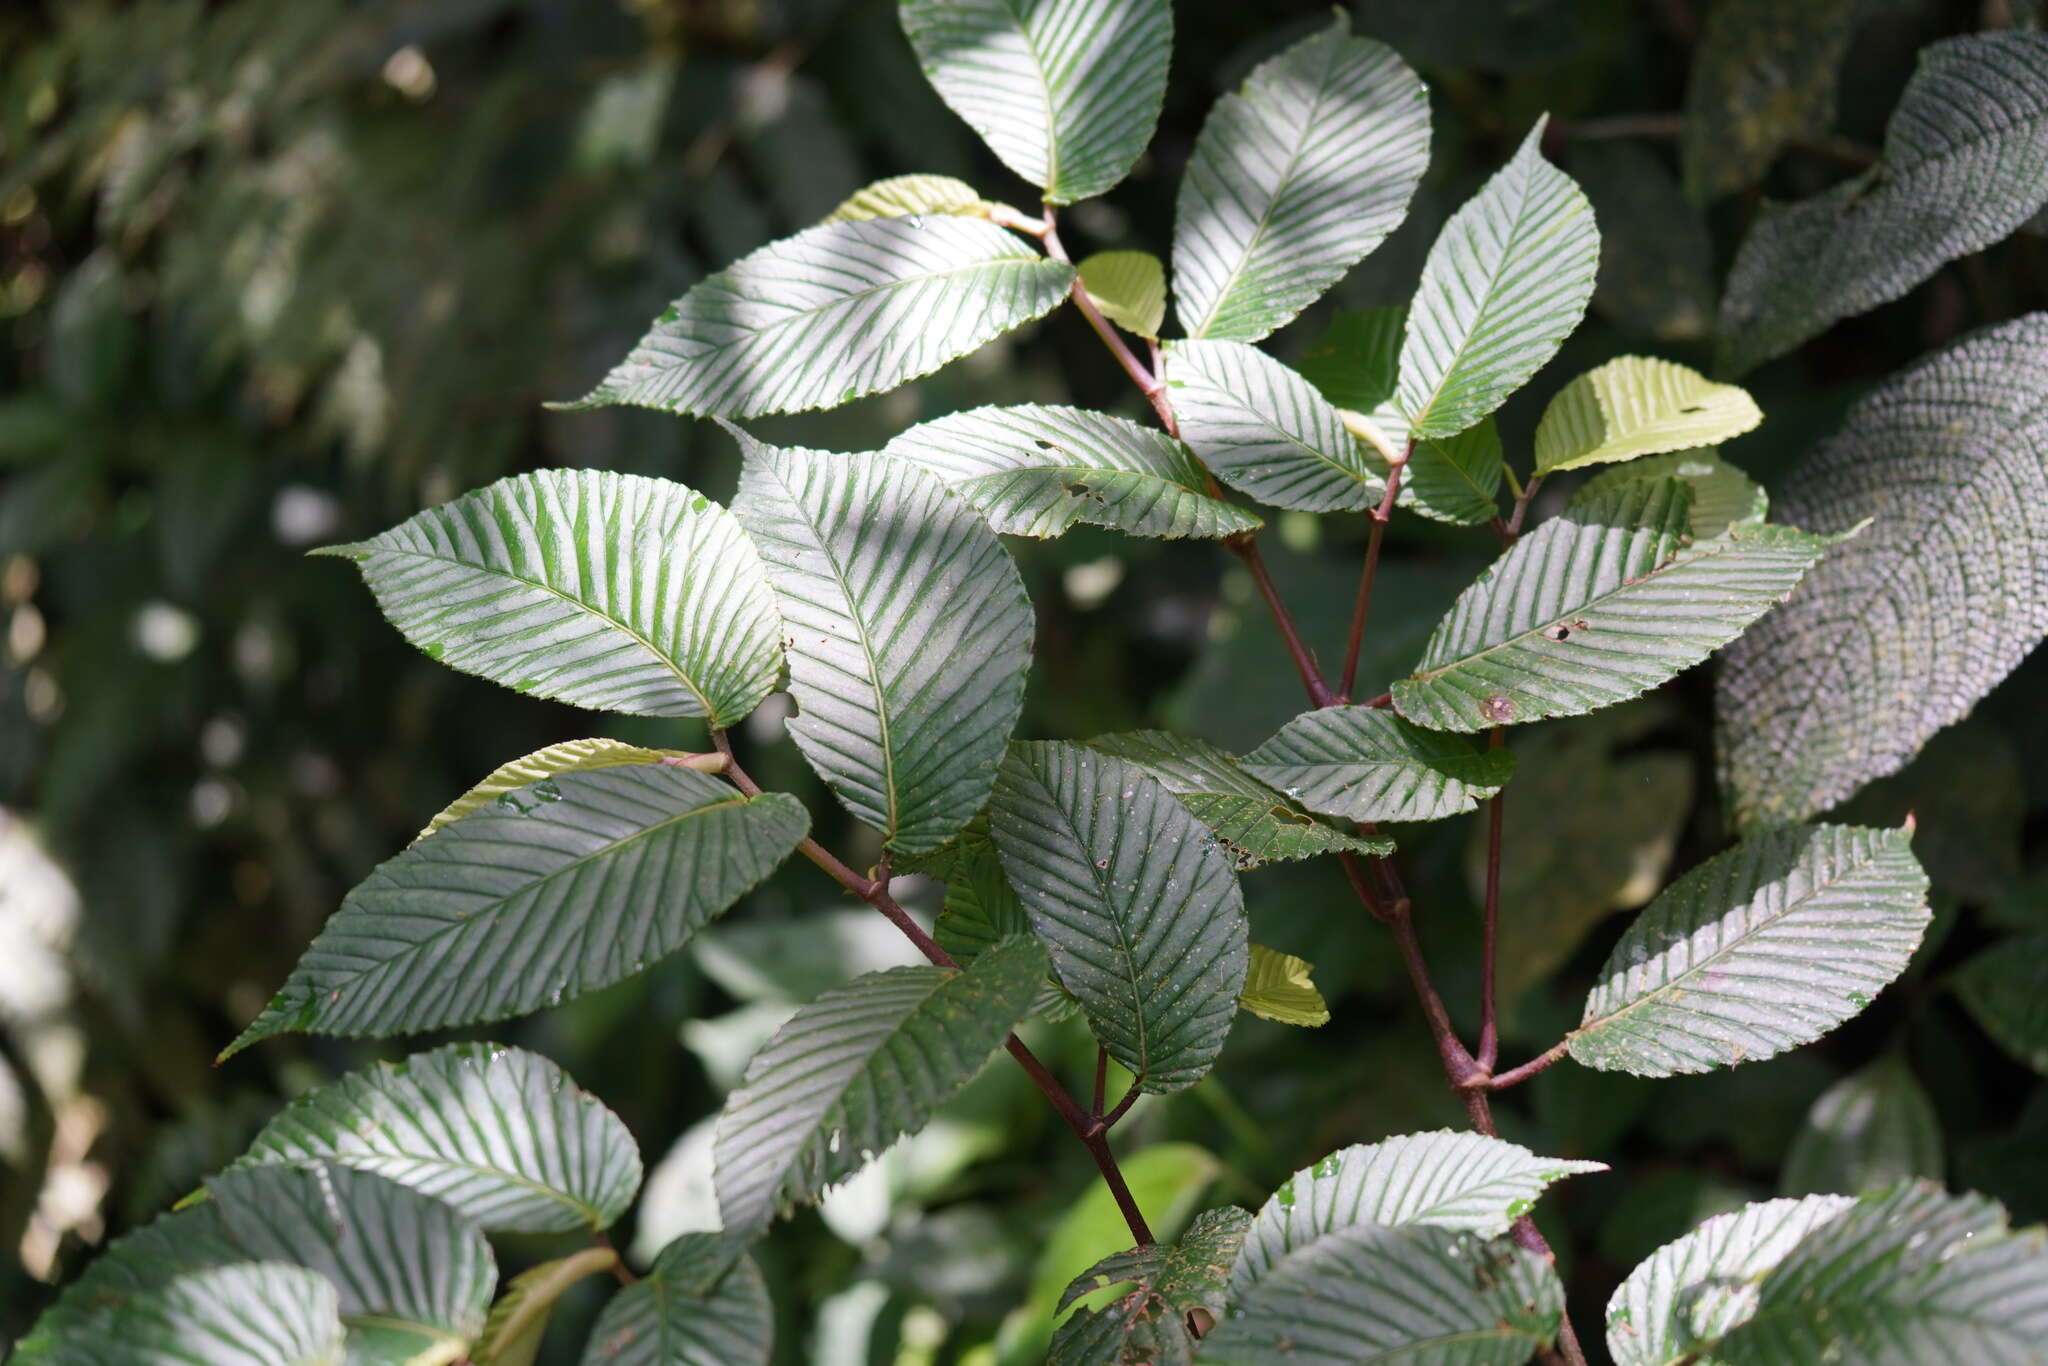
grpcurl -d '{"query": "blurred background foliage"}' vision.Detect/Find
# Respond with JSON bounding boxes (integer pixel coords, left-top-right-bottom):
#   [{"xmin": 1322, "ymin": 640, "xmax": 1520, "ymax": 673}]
[{"xmin": 3, "ymin": 0, "xmax": 2047, "ymax": 1360}]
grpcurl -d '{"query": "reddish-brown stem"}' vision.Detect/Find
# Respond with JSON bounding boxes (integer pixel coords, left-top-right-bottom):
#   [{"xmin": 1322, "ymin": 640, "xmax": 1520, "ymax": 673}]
[
  {"xmin": 1478, "ymin": 726, "xmax": 1507, "ymax": 1071},
  {"xmin": 591, "ymin": 1231, "xmax": 637, "ymax": 1285},
  {"xmin": 1092, "ymin": 1045, "xmax": 1109, "ymax": 1116},
  {"xmin": 1341, "ymin": 443, "xmax": 1412, "ymax": 698},
  {"xmin": 708, "ymin": 730, "xmax": 1153, "ymax": 1245},
  {"xmin": 1039, "ymin": 213, "xmax": 1179, "ymax": 436},
  {"xmin": 1099, "ymin": 1080, "xmax": 1142, "ymax": 1131},
  {"xmin": 1489, "ymin": 1039, "xmax": 1572, "ymax": 1090},
  {"xmin": 1505, "ymin": 474, "xmax": 1544, "ymax": 541}
]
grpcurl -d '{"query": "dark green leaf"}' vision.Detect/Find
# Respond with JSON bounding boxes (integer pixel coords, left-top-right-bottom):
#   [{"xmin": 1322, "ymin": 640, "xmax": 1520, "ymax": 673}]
[{"xmin": 1242, "ymin": 705, "xmax": 1514, "ymax": 823}]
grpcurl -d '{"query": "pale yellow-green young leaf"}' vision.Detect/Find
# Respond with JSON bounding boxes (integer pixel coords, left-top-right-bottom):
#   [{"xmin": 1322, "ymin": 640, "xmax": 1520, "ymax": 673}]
[
  {"xmin": 822, "ymin": 173, "xmax": 995, "ymax": 224},
  {"xmin": 1533, "ymin": 355, "xmax": 1762, "ymax": 475},
  {"xmin": 1240, "ymin": 945, "xmax": 1329, "ymax": 1027},
  {"xmin": 1078, "ymin": 250, "xmax": 1167, "ymax": 340},
  {"xmin": 473, "ymin": 1247, "xmax": 618, "ymax": 1366},
  {"xmin": 416, "ymin": 738, "xmax": 723, "ymax": 842}
]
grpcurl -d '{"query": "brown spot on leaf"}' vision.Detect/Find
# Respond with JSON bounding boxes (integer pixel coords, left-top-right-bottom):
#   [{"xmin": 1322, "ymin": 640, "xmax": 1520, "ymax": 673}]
[{"xmin": 1481, "ymin": 693, "xmax": 1516, "ymax": 723}]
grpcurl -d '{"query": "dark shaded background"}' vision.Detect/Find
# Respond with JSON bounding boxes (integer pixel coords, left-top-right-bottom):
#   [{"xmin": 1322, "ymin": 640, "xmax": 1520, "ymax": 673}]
[{"xmin": 4, "ymin": 1, "xmax": 2045, "ymax": 1360}]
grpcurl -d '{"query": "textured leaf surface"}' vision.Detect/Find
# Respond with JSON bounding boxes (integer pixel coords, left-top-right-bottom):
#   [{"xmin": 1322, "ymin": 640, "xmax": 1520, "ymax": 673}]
[
  {"xmin": 417, "ymin": 740, "xmax": 697, "ymax": 842},
  {"xmin": 318, "ymin": 470, "xmax": 781, "ymax": 726},
  {"xmin": 1085, "ymin": 729, "xmax": 1389, "ymax": 869},
  {"xmin": 1244, "ymin": 705, "xmax": 1515, "ymax": 823},
  {"xmin": 712, "ymin": 938, "xmax": 1045, "ymax": 1238},
  {"xmin": 563, "ymin": 217, "xmax": 1072, "ymax": 416},
  {"xmin": 1717, "ymin": 33, "xmax": 2048, "ymax": 375},
  {"xmin": 35, "ymin": 1263, "xmax": 347, "ymax": 1366},
  {"xmin": 1782, "ymin": 1057, "xmax": 1944, "ymax": 1197},
  {"xmin": 1393, "ymin": 478, "xmax": 1833, "ymax": 732},
  {"xmin": 1078, "ymin": 250, "xmax": 1166, "ymax": 340},
  {"xmin": 1238, "ymin": 946, "xmax": 1329, "ymax": 1027},
  {"xmin": 900, "ymin": 0, "xmax": 1169, "ymax": 204},
  {"xmin": 209, "ymin": 1163, "xmax": 494, "ymax": 1362},
  {"xmin": 1717, "ymin": 315, "xmax": 2048, "ymax": 825},
  {"xmin": 1233, "ymin": 1132, "xmax": 1605, "ymax": 1296},
  {"xmin": 930, "ymin": 841, "xmax": 1076, "ymax": 1023},
  {"xmin": 822, "ymin": 174, "xmax": 990, "ymax": 224},
  {"xmin": 990, "ymin": 742, "xmax": 1249, "ymax": 1093},
  {"xmin": 224, "ymin": 767, "xmax": 808, "ymax": 1052},
  {"xmin": 1397, "ymin": 119, "xmax": 1600, "ymax": 439},
  {"xmin": 1533, "ymin": 356, "xmax": 1762, "ymax": 475},
  {"xmin": 734, "ymin": 433, "xmax": 1032, "ymax": 853},
  {"xmin": 1606, "ymin": 1195, "xmax": 1856, "ymax": 1366},
  {"xmin": 235, "ymin": 1042, "xmax": 643, "ymax": 1234},
  {"xmin": 14, "ymin": 1208, "xmax": 245, "ymax": 1356},
  {"xmin": 1051, "ymin": 1208, "xmax": 1247, "ymax": 1366},
  {"xmin": 1201, "ymin": 1224, "xmax": 1563, "ymax": 1366},
  {"xmin": 880, "ymin": 404, "xmax": 1256, "ymax": 540},
  {"xmin": 1166, "ymin": 339, "xmax": 1385, "ymax": 512},
  {"xmin": 1173, "ymin": 18, "xmax": 1428, "ymax": 342},
  {"xmin": 1572, "ymin": 825, "xmax": 1931, "ymax": 1077},
  {"xmin": 1680, "ymin": 0, "xmax": 1862, "ymax": 200},
  {"xmin": 1955, "ymin": 933, "xmax": 2048, "ymax": 1075},
  {"xmin": 1573, "ymin": 450, "xmax": 1767, "ymax": 541},
  {"xmin": 578, "ymin": 1234, "xmax": 771, "ymax": 1366},
  {"xmin": 1715, "ymin": 1184, "xmax": 2048, "ymax": 1365}
]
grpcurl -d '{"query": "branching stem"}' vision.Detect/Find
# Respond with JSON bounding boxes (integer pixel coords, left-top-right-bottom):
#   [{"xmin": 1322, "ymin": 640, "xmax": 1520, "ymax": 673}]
[
  {"xmin": 708, "ymin": 729, "xmax": 1153, "ymax": 1246},
  {"xmin": 1478, "ymin": 725, "xmax": 1507, "ymax": 1071}
]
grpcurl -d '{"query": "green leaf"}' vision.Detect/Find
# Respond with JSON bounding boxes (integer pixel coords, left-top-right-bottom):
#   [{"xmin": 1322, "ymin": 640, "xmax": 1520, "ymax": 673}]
[
  {"xmin": 222, "ymin": 767, "xmax": 808, "ymax": 1054},
  {"xmin": 1051, "ymin": 1208, "xmax": 1247, "ymax": 1366},
  {"xmin": 1532, "ymin": 356, "xmax": 1763, "ymax": 476},
  {"xmin": 1078, "ymin": 250, "xmax": 1166, "ymax": 340},
  {"xmin": 712, "ymin": 938, "xmax": 1046, "ymax": 1238},
  {"xmin": 1233, "ymin": 1132, "xmax": 1605, "ymax": 1296},
  {"xmin": 1392, "ymin": 477, "xmax": 1834, "ymax": 732},
  {"xmin": 1166, "ymin": 339, "xmax": 1386, "ymax": 512},
  {"xmin": 880, "ymin": 404, "xmax": 1257, "ymax": 540},
  {"xmin": 578, "ymin": 1234, "xmax": 772, "ymax": 1366},
  {"xmin": 1714, "ymin": 1183, "xmax": 2048, "ymax": 1364},
  {"xmin": 1571, "ymin": 824, "xmax": 1932, "ymax": 1078},
  {"xmin": 1680, "ymin": 0, "xmax": 1863, "ymax": 201},
  {"xmin": 989, "ymin": 741, "xmax": 1249, "ymax": 1093},
  {"xmin": 33, "ymin": 1263, "xmax": 347, "ymax": 1366},
  {"xmin": 1395, "ymin": 417, "xmax": 1507, "ymax": 527},
  {"xmin": 930, "ymin": 841, "xmax": 1076, "ymax": 1023},
  {"xmin": 416, "ymin": 740, "xmax": 707, "ymax": 842},
  {"xmin": 1172, "ymin": 17, "xmax": 1429, "ymax": 342},
  {"xmin": 233, "ymin": 1042, "xmax": 643, "ymax": 1234},
  {"xmin": 1572, "ymin": 449, "xmax": 1767, "ymax": 541},
  {"xmin": 1717, "ymin": 33, "xmax": 2048, "ymax": 375},
  {"xmin": 1242, "ymin": 705, "xmax": 1515, "ymax": 823},
  {"xmin": 208, "ymin": 1164, "xmax": 494, "ymax": 1364},
  {"xmin": 473, "ymin": 1248, "xmax": 619, "ymax": 1366},
  {"xmin": 1239, "ymin": 946, "xmax": 1329, "ymax": 1027},
  {"xmin": 1955, "ymin": 933, "xmax": 2048, "ymax": 1076},
  {"xmin": 1083, "ymin": 729, "xmax": 1390, "ymax": 870},
  {"xmin": 1397, "ymin": 117, "xmax": 1600, "ymax": 440},
  {"xmin": 1717, "ymin": 315, "xmax": 2048, "ymax": 825},
  {"xmin": 822, "ymin": 173, "xmax": 992, "ymax": 224},
  {"xmin": 1606, "ymin": 1194, "xmax": 1856, "ymax": 1366},
  {"xmin": 1782, "ymin": 1057, "xmax": 1944, "ymax": 1198},
  {"xmin": 899, "ymin": 0, "xmax": 1170, "ymax": 204},
  {"xmin": 732, "ymin": 431, "xmax": 1033, "ymax": 854},
  {"xmin": 560, "ymin": 217, "xmax": 1072, "ymax": 417},
  {"xmin": 1297, "ymin": 306, "xmax": 1406, "ymax": 413},
  {"xmin": 14, "ymin": 1208, "xmax": 246, "ymax": 1357},
  {"xmin": 1200, "ymin": 1224, "xmax": 1563, "ymax": 1366},
  {"xmin": 316, "ymin": 470, "xmax": 781, "ymax": 727}
]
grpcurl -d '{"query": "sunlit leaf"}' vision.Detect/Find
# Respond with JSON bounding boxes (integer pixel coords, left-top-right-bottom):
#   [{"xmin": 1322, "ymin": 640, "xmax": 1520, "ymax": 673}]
[
  {"xmin": 1077, "ymin": 250, "xmax": 1166, "ymax": 340},
  {"xmin": 416, "ymin": 740, "xmax": 707, "ymax": 843},
  {"xmin": 1173, "ymin": 17, "xmax": 1428, "ymax": 341},
  {"xmin": 31, "ymin": 1263, "xmax": 347, "ymax": 1366},
  {"xmin": 1238, "ymin": 946, "xmax": 1329, "ymax": 1027},
  {"xmin": 1532, "ymin": 356, "xmax": 1762, "ymax": 476},
  {"xmin": 712, "ymin": 938, "xmax": 1046, "ymax": 1238},
  {"xmin": 235, "ymin": 1042, "xmax": 643, "ymax": 1234},
  {"xmin": 315, "ymin": 470, "xmax": 782, "ymax": 727},
  {"xmin": 222, "ymin": 767, "xmax": 808, "ymax": 1054},
  {"xmin": 1572, "ymin": 449, "xmax": 1767, "ymax": 541},
  {"xmin": 1572, "ymin": 824, "xmax": 1931, "ymax": 1077},
  {"xmin": 1243, "ymin": 705, "xmax": 1514, "ymax": 822},
  {"xmin": 990, "ymin": 741, "xmax": 1248, "ymax": 1093},
  {"xmin": 1397, "ymin": 117, "xmax": 1600, "ymax": 439},
  {"xmin": 900, "ymin": 0, "xmax": 1171, "ymax": 204},
  {"xmin": 578, "ymin": 1234, "xmax": 772, "ymax": 1366},
  {"xmin": 561, "ymin": 217, "xmax": 1072, "ymax": 417},
  {"xmin": 880, "ymin": 404, "xmax": 1257, "ymax": 540},
  {"xmin": 732, "ymin": 430, "xmax": 1033, "ymax": 853},
  {"xmin": 822, "ymin": 173, "xmax": 991, "ymax": 223},
  {"xmin": 1166, "ymin": 339, "xmax": 1386, "ymax": 512}
]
